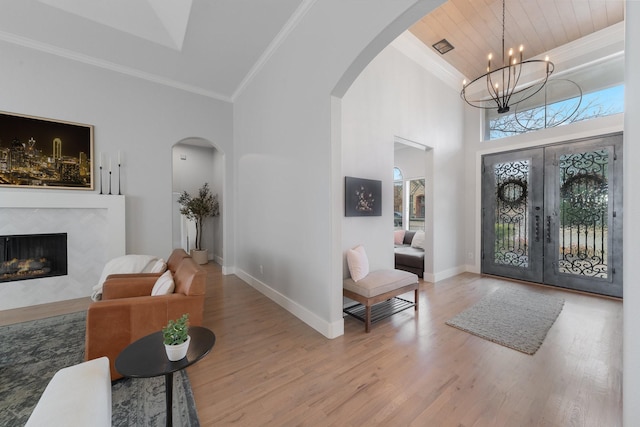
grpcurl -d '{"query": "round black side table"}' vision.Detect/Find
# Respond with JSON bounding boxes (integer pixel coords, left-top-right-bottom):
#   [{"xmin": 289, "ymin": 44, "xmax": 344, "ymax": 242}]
[{"xmin": 115, "ymin": 326, "xmax": 215, "ymax": 427}]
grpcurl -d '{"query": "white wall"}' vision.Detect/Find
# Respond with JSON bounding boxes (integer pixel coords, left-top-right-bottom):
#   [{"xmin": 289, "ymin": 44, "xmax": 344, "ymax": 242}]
[
  {"xmin": 395, "ymin": 146, "xmax": 428, "ymax": 181},
  {"xmin": 0, "ymin": 40, "xmax": 234, "ymax": 267},
  {"xmin": 233, "ymin": 0, "xmax": 446, "ymax": 338},
  {"xmin": 341, "ymin": 44, "xmax": 465, "ymax": 281}
]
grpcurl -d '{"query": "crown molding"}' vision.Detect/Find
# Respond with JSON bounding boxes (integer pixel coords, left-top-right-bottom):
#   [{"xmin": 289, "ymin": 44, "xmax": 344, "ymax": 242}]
[
  {"xmin": 0, "ymin": 30, "xmax": 232, "ymax": 102},
  {"xmin": 389, "ymin": 30, "xmax": 464, "ymax": 91},
  {"xmin": 231, "ymin": 0, "xmax": 318, "ymax": 102},
  {"xmin": 534, "ymin": 21, "xmax": 624, "ymax": 65}
]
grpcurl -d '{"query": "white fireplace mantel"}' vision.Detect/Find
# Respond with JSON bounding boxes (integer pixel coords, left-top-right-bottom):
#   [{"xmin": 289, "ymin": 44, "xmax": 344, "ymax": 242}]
[
  {"xmin": 0, "ymin": 191, "xmax": 126, "ymax": 310},
  {"xmin": 0, "ymin": 192, "xmax": 125, "ymax": 259}
]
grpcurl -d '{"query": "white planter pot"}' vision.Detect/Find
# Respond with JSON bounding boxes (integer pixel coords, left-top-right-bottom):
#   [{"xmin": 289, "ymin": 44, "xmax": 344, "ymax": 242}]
[
  {"xmin": 164, "ymin": 335, "xmax": 191, "ymax": 361},
  {"xmin": 190, "ymin": 249, "xmax": 208, "ymax": 265}
]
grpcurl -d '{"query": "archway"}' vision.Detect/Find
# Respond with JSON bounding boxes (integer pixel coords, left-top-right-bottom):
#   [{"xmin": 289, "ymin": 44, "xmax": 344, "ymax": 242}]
[{"xmin": 171, "ymin": 138, "xmax": 225, "ymax": 266}]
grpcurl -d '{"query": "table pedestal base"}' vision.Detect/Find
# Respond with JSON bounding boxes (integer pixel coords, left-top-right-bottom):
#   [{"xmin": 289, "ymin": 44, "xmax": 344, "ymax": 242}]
[{"xmin": 165, "ymin": 372, "xmax": 173, "ymax": 427}]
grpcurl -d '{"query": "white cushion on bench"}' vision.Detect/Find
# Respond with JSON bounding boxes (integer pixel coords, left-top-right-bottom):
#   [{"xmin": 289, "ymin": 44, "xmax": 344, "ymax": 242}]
[
  {"xmin": 343, "ymin": 269, "xmax": 418, "ymax": 298},
  {"xmin": 25, "ymin": 356, "xmax": 111, "ymax": 427}
]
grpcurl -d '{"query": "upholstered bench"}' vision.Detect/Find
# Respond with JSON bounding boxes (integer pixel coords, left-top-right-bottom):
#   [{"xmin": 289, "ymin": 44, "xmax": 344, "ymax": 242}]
[
  {"xmin": 25, "ymin": 357, "xmax": 111, "ymax": 427},
  {"xmin": 343, "ymin": 269, "xmax": 419, "ymax": 332}
]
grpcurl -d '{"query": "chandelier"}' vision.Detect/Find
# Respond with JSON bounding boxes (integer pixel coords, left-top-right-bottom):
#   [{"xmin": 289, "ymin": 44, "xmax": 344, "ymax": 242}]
[{"xmin": 461, "ymin": 0, "xmax": 554, "ymax": 114}]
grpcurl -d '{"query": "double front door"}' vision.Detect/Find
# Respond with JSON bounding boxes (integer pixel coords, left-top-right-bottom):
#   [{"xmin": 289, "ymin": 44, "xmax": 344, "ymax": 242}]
[{"xmin": 481, "ymin": 133, "xmax": 623, "ymax": 298}]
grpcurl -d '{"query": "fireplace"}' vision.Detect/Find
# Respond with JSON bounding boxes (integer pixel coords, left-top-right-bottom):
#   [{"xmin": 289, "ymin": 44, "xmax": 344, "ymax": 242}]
[{"xmin": 0, "ymin": 233, "xmax": 68, "ymax": 283}]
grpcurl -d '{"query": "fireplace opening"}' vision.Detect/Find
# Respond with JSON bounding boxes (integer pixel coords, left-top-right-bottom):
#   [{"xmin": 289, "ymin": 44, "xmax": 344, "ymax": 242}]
[{"xmin": 0, "ymin": 233, "xmax": 68, "ymax": 283}]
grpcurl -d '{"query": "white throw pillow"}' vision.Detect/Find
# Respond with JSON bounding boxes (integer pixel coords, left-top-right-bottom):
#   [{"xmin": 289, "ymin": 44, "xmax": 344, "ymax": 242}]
[
  {"xmin": 149, "ymin": 259, "xmax": 167, "ymax": 274},
  {"xmin": 151, "ymin": 270, "xmax": 175, "ymax": 296},
  {"xmin": 411, "ymin": 230, "xmax": 425, "ymax": 249},
  {"xmin": 346, "ymin": 245, "xmax": 369, "ymax": 282},
  {"xmin": 394, "ymin": 230, "xmax": 405, "ymax": 245}
]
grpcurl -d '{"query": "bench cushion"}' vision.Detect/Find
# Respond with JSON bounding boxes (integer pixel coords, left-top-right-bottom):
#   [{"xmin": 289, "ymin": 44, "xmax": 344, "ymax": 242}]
[{"xmin": 343, "ymin": 269, "xmax": 418, "ymax": 298}]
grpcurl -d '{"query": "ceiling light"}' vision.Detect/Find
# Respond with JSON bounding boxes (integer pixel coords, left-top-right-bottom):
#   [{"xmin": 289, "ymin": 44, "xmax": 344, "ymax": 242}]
[
  {"xmin": 461, "ymin": 0, "xmax": 554, "ymax": 114},
  {"xmin": 432, "ymin": 39, "xmax": 454, "ymax": 55}
]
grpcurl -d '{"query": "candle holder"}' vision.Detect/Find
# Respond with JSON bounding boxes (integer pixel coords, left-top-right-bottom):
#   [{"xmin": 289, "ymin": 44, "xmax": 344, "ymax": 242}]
[
  {"xmin": 108, "ymin": 170, "xmax": 112, "ymax": 195},
  {"xmin": 118, "ymin": 163, "xmax": 122, "ymax": 195},
  {"xmin": 99, "ymin": 166, "xmax": 103, "ymax": 194}
]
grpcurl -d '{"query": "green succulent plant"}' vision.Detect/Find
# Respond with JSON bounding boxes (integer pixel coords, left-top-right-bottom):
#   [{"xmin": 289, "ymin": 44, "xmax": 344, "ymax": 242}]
[{"xmin": 162, "ymin": 313, "xmax": 189, "ymax": 345}]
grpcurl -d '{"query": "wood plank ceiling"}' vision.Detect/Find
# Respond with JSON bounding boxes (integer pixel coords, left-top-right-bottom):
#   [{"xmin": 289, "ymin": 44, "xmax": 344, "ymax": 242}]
[{"xmin": 409, "ymin": 0, "xmax": 624, "ymax": 81}]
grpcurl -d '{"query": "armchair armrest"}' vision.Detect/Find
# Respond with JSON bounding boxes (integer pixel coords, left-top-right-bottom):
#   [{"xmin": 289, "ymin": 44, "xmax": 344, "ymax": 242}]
[
  {"xmin": 106, "ymin": 273, "xmax": 162, "ymax": 280},
  {"xmin": 85, "ymin": 293, "xmax": 204, "ymax": 380},
  {"xmin": 102, "ymin": 276, "xmax": 156, "ymax": 300}
]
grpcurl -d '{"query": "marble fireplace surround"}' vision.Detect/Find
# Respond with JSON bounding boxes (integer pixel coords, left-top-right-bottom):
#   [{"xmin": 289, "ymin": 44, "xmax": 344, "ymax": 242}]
[{"xmin": 0, "ymin": 192, "xmax": 125, "ymax": 310}]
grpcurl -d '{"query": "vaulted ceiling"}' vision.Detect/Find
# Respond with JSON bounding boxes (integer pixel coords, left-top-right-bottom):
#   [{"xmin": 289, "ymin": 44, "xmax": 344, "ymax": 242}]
[
  {"xmin": 0, "ymin": 1, "xmax": 625, "ymax": 102},
  {"xmin": 409, "ymin": 0, "xmax": 624, "ymax": 81}
]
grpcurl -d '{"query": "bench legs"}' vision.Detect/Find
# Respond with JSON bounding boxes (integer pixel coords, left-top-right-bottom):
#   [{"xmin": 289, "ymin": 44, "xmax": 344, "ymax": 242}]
[
  {"xmin": 344, "ymin": 283, "xmax": 419, "ymax": 333},
  {"xmin": 365, "ymin": 305, "xmax": 372, "ymax": 332}
]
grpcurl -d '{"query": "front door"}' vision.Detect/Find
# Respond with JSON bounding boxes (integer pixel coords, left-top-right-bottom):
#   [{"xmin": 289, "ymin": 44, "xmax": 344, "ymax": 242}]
[{"xmin": 481, "ymin": 133, "xmax": 622, "ymax": 297}]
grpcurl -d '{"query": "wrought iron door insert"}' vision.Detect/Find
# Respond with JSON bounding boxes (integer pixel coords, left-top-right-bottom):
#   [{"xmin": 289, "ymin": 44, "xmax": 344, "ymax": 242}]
[{"xmin": 482, "ymin": 133, "xmax": 622, "ymax": 297}]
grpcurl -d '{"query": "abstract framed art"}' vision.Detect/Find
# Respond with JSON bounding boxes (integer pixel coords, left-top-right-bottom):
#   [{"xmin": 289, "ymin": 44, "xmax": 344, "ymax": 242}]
[
  {"xmin": 0, "ymin": 111, "xmax": 94, "ymax": 190},
  {"xmin": 345, "ymin": 176, "xmax": 382, "ymax": 217}
]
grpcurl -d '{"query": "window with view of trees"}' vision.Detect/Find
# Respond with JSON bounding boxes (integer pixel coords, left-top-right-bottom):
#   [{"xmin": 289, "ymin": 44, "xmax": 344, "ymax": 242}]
[
  {"xmin": 484, "ymin": 56, "xmax": 624, "ymax": 141},
  {"xmin": 394, "ymin": 167, "xmax": 403, "ymax": 229},
  {"xmin": 394, "ymin": 168, "xmax": 426, "ymax": 231},
  {"xmin": 409, "ymin": 179, "xmax": 425, "ymax": 231}
]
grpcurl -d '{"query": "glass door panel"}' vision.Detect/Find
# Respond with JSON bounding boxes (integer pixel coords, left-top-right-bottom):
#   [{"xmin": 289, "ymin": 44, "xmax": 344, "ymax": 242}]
[
  {"xmin": 493, "ymin": 160, "xmax": 531, "ymax": 268},
  {"xmin": 482, "ymin": 148, "xmax": 544, "ymax": 283},
  {"xmin": 544, "ymin": 134, "xmax": 622, "ymax": 297},
  {"xmin": 558, "ymin": 149, "xmax": 610, "ymax": 278}
]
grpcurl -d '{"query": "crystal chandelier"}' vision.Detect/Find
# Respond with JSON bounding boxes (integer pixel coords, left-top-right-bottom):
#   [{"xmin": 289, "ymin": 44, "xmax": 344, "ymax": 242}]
[{"xmin": 461, "ymin": 0, "xmax": 554, "ymax": 114}]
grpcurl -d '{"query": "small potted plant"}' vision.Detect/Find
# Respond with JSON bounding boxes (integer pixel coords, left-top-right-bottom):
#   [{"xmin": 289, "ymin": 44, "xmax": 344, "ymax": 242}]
[
  {"xmin": 177, "ymin": 183, "xmax": 220, "ymax": 264},
  {"xmin": 162, "ymin": 313, "xmax": 190, "ymax": 361}
]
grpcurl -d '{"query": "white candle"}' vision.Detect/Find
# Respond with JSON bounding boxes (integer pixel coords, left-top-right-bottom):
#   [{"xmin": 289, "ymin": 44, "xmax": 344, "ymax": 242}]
[
  {"xmin": 118, "ymin": 150, "xmax": 121, "ymax": 165},
  {"xmin": 99, "ymin": 152, "xmax": 102, "ymax": 168},
  {"xmin": 109, "ymin": 157, "xmax": 112, "ymax": 172}
]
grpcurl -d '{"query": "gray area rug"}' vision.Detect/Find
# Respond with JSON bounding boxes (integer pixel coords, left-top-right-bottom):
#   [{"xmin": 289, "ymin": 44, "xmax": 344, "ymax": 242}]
[
  {"xmin": 446, "ymin": 287, "xmax": 565, "ymax": 355},
  {"xmin": 0, "ymin": 311, "xmax": 199, "ymax": 426}
]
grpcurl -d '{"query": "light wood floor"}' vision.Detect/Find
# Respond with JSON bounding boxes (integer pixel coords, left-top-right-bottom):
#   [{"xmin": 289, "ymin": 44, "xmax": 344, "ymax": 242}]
[{"xmin": 2, "ymin": 263, "xmax": 622, "ymax": 426}]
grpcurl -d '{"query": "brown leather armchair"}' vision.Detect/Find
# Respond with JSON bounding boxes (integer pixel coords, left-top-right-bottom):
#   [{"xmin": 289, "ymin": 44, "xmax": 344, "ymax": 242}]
[{"xmin": 85, "ymin": 253, "xmax": 206, "ymax": 380}]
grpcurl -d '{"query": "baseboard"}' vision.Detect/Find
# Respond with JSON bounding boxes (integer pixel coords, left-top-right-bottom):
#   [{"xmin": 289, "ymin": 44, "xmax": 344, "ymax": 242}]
[
  {"xmin": 235, "ymin": 269, "xmax": 344, "ymax": 339},
  {"xmin": 465, "ymin": 263, "xmax": 481, "ymax": 274},
  {"xmin": 423, "ymin": 272, "xmax": 435, "ymax": 283},
  {"xmin": 425, "ymin": 265, "xmax": 478, "ymax": 283},
  {"xmin": 433, "ymin": 265, "xmax": 467, "ymax": 282}
]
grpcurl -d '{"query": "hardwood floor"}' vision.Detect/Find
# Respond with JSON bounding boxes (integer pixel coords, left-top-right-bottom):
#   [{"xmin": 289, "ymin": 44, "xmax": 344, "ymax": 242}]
[{"xmin": 2, "ymin": 263, "xmax": 622, "ymax": 426}]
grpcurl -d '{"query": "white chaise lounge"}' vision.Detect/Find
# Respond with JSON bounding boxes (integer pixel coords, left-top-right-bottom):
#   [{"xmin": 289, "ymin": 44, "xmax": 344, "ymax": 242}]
[{"xmin": 25, "ymin": 356, "xmax": 111, "ymax": 427}]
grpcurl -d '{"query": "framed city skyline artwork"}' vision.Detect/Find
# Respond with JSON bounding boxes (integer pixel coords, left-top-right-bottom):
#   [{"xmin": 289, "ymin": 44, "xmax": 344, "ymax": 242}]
[
  {"xmin": 345, "ymin": 176, "xmax": 382, "ymax": 217},
  {"xmin": 0, "ymin": 111, "xmax": 94, "ymax": 190}
]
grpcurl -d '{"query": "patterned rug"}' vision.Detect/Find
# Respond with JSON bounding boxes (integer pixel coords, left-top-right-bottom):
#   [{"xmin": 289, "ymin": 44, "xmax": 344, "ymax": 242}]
[
  {"xmin": 446, "ymin": 287, "xmax": 565, "ymax": 355},
  {"xmin": 0, "ymin": 311, "xmax": 199, "ymax": 426}
]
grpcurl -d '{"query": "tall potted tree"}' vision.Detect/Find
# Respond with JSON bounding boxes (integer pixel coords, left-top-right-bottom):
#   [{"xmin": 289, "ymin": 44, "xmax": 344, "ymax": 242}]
[{"xmin": 178, "ymin": 183, "xmax": 220, "ymax": 264}]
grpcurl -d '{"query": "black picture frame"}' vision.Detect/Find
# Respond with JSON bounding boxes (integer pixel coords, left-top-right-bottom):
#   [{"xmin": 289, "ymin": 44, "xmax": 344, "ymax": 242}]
[
  {"xmin": 0, "ymin": 111, "xmax": 94, "ymax": 190},
  {"xmin": 345, "ymin": 176, "xmax": 382, "ymax": 217}
]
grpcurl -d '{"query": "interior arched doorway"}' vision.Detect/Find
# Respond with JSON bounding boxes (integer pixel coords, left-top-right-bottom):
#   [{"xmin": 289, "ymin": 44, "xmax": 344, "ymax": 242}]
[
  {"xmin": 329, "ymin": 1, "xmax": 447, "ymax": 335},
  {"xmin": 171, "ymin": 138, "xmax": 225, "ymax": 266}
]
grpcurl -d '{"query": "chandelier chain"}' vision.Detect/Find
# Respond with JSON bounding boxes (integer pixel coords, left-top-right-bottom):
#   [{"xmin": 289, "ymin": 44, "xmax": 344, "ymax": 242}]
[
  {"xmin": 460, "ymin": 0, "xmax": 554, "ymax": 113},
  {"xmin": 501, "ymin": 0, "xmax": 505, "ymax": 66}
]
